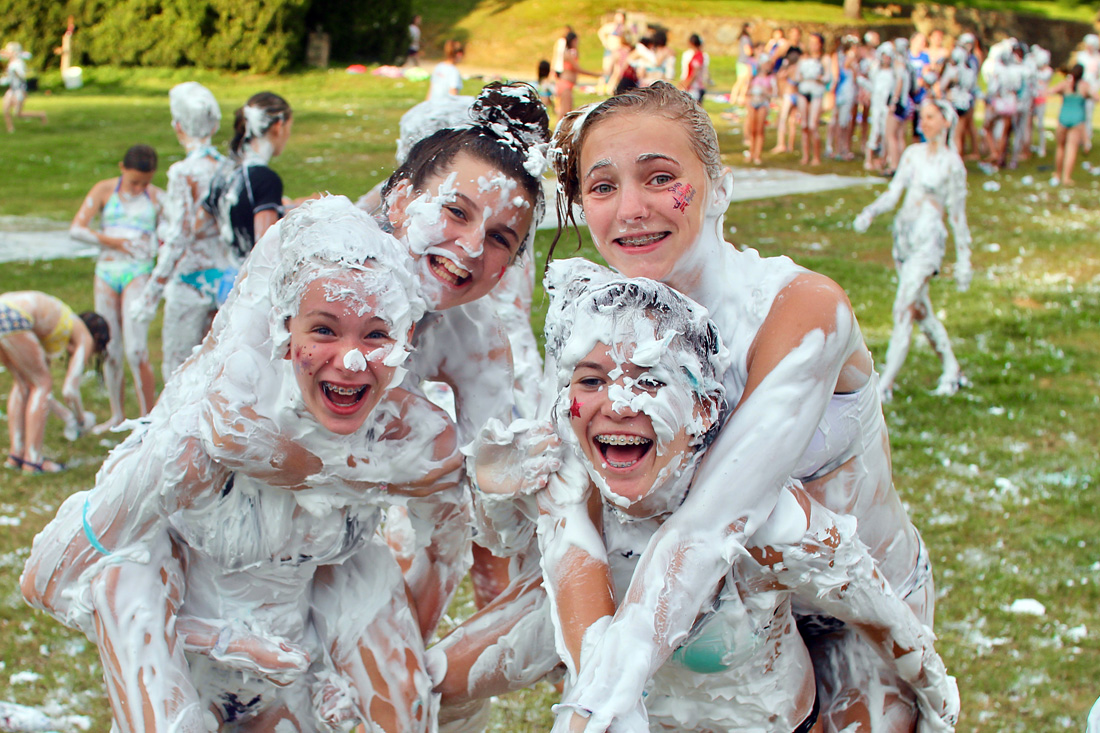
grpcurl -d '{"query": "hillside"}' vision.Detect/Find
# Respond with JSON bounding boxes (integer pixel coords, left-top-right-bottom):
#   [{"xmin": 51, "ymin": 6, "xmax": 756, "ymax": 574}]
[{"xmin": 414, "ymin": 0, "xmax": 1099, "ymax": 83}]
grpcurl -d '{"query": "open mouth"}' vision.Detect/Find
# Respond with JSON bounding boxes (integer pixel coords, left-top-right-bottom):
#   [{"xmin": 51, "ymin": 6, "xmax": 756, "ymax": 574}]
[
  {"xmin": 614, "ymin": 232, "xmax": 668, "ymax": 249},
  {"xmin": 429, "ymin": 254, "xmax": 472, "ymax": 287},
  {"xmin": 321, "ymin": 381, "xmax": 369, "ymax": 412},
  {"xmin": 595, "ymin": 433, "xmax": 653, "ymax": 469}
]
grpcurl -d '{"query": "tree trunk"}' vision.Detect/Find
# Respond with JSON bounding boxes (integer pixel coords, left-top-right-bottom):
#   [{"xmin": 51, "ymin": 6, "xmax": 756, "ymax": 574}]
[{"xmin": 844, "ymin": 0, "xmax": 862, "ymax": 20}]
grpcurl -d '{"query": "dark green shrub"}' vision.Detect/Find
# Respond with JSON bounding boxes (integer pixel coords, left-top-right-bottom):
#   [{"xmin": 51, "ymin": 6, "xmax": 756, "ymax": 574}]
[{"xmin": 304, "ymin": 0, "xmax": 413, "ymax": 64}]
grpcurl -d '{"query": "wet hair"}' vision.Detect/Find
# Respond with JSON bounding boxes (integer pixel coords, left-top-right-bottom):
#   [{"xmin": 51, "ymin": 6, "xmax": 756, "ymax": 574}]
[
  {"xmin": 444, "ymin": 40, "xmax": 464, "ymax": 62},
  {"xmin": 653, "ymin": 30, "xmax": 668, "ymax": 48},
  {"xmin": 538, "ymin": 59, "xmax": 551, "ymax": 81},
  {"xmin": 79, "ymin": 311, "xmax": 110, "ymax": 355},
  {"xmin": 381, "ymin": 81, "xmax": 550, "ymax": 256},
  {"xmin": 1067, "ymin": 63, "xmax": 1085, "ymax": 85},
  {"xmin": 78, "ymin": 311, "xmax": 110, "ymax": 374},
  {"xmin": 549, "ymin": 81, "xmax": 720, "ymax": 261},
  {"xmin": 689, "ymin": 34, "xmax": 702, "ymax": 48},
  {"xmin": 545, "ymin": 260, "xmax": 728, "ymax": 444},
  {"xmin": 122, "ymin": 144, "xmax": 157, "ymax": 173},
  {"xmin": 230, "ymin": 91, "xmax": 291, "ymax": 159},
  {"xmin": 169, "ymin": 81, "xmax": 221, "ymax": 139},
  {"xmin": 565, "ymin": 31, "xmax": 578, "ymax": 48}
]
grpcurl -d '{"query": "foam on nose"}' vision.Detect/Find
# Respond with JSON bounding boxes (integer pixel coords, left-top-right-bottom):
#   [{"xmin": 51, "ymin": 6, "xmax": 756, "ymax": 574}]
[{"xmin": 343, "ymin": 349, "xmax": 367, "ymax": 372}]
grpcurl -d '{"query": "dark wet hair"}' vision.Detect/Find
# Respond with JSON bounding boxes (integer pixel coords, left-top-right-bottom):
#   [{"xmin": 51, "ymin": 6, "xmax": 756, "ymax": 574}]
[
  {"xmin": 1067, "ymin": 63, "xmax": 1084, "ymax": 85},
  {"xmin": 689, "ymin": 34, "xmax": 703, "ymax": 48},
  {"xmin": 122, "ymin": 145, "xmax": 157, "ymax": 173},
  {"xmin": 230, "ymin": 91, "xmax": 292, "ymax": 159},
  {"xmin": 78, "ymin": 311, "xmax": 110, "ymax": 374},
  {"xmin": 538, "ymin": 59, "xmax": 551, "ymax": 81},
  {"xmin": 382, "ymin": 82, "xmax": 550, "ymax": 256}
]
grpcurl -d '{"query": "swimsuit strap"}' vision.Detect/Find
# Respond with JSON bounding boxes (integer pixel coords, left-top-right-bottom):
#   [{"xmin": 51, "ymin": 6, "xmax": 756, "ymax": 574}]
[{"xmin": 83, "ymin": 496, "xmax": 112, "ymax": 556}]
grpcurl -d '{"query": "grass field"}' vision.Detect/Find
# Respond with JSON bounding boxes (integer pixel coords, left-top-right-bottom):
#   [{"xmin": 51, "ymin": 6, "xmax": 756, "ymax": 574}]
[{"xmin": 1, "ymin": 61, "xmax": 1099, "ymax": 732}]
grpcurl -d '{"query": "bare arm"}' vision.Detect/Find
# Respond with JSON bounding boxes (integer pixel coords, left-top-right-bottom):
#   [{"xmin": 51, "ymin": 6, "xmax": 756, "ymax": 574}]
[
  {"xmin": 556, "ymin": 277, "xmax": 868, "ymax": 729},
  {"xmin": 751, "ymin": 486, "xmax": 959, "ymax": 730},
  {"xmin": 855, "ymin": 146, "xmax": 915, "ymax": 230},
  {"xmin": 59, "ymin": 327, "xmax": 92, "ymax": 419},
  {"xmin": 69, "ymin": 180, "xmax": 132, "ymax": 253}
]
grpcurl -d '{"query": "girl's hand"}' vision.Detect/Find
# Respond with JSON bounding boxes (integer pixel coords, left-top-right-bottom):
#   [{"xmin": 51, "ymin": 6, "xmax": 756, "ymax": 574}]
[{"xmin": 853, "ymin": 210, "xmax": 873, "ymax": 233}]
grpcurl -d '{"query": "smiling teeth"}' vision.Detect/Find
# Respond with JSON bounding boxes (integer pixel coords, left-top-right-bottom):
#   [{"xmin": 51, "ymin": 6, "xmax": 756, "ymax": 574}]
[
  {"xmin": 618, "ymin": 233, "xmax": 664, "ymax": 247},
  {"xmin": 436, "ymin": 257, "xmax": 470, "ymax": 279},
  {"xmin": 326, "ymin": 384, "xmax": 363, "ymax": 396},
  {"xmin": 595, "ymin": 434, "xmax": 651, "ymax": 445}
]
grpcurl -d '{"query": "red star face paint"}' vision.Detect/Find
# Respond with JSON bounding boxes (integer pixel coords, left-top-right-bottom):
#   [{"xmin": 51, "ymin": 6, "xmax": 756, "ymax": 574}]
[
  {"xmin": 670, "ymin": 182, "xmax": 696, "ymax": 213},
  {"xmin": 570, "ymin": 397, "xmax": 582, "ymax": 419}
]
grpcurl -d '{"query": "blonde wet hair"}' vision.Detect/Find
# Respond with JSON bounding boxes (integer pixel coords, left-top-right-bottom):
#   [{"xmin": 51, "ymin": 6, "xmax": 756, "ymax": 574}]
[{"xmin": 549, "ymin": 81, "xmax": 722, "ymax": 260}]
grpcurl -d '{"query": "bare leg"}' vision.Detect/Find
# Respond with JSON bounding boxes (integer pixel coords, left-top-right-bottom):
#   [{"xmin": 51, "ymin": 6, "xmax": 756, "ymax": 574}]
[
  {"xmin": 89, "ymin": 551, "xmax": 207, "ymax": 733},
  {"xmin": 122, "ymin": 275, "xmax": 156, "ymax": 415},
  {"xmin": 878, "ymin": 259, "xmax": 934, "ymax": 401},
  {"xmin": 1062, "ymin": 125, "xmax": 1082, "ymax": 185},
  {"xmin": 913, "ymin": 287, "xmax": 961, "ymax": 396},
  {"xmin": 313, "ymin": 538, "xmax": 435, "ymax": 732},
  {"xmin": 0, "ymin": 332, "xmax": 55, "ymax": 469},
  {"xmin": 773, "ymin": 95, "xmax": 792, "ymax": 152},
  {"xmin": 94, "ymin": 277, "xmax": 126, "ymax": 431},
  {"xmin": 1054, "ymin": 125, "xmax": 1067, "ymax": 182}
]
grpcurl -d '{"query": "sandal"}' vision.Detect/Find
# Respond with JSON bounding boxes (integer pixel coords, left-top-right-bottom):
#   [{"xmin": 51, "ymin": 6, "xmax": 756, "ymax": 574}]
[
  {"xmin": 5, "ymin": 454, "xmax": 23, "ymax": 470},
  {"xmin": 21, "ymin": 458, "xmax": 66, "ymax": 474}
]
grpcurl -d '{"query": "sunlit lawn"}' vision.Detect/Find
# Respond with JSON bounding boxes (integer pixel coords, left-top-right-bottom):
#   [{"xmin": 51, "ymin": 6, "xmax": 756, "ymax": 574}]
[{"xmin": 1, "ymin": 66, "xmax": 1098, "ymax": 731}]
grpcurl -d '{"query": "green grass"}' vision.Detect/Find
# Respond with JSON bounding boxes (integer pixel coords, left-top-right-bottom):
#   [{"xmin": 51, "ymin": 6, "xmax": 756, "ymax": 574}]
[{"xmin": 2, "ymin": 66, "xmax": 1100, "ymax": 731}]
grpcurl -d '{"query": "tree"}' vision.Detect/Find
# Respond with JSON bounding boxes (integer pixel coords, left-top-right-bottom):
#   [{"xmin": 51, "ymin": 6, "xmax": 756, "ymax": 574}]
[{"xmin": 844, "ymin": 0, "xmax": 862, "ymax": 20}]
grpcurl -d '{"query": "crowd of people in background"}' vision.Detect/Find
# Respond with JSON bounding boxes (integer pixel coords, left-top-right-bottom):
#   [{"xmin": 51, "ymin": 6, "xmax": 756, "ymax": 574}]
[
  {"xmin": 723, "ymin": 25, "xmax": 1099, "ymax": 184},
  {"xmin": 2, "ymin": 9, "xmax": 1099, "ymax": 732}
]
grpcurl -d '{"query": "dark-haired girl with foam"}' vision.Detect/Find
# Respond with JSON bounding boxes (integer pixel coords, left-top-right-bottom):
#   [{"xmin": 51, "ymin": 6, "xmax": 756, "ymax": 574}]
[
  {"xmin": 70, "ymin": 144, "xmax": 161, "ymax": 431},
  {"xmin": 204, "ymin": 91, "xmax": 293, "ymax": 263},
  {"xmin": 1, "ymin": 291, "xmax": 109, "ymax": 473}
]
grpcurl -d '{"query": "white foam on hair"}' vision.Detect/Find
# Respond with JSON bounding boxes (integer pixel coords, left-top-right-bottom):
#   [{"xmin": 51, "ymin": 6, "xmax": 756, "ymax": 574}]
[{"xmin": 169, "ymin": 82, "xmax": 221, "ymax": 140}]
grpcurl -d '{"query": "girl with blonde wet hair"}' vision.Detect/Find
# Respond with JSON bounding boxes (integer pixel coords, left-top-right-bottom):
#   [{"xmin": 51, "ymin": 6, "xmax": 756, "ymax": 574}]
[
  {"xmin": 1, "ymin": 292, "xmax": 108, "ymax": 473},
  {"xmin": 547, "ymin": 80, "xmax": 943, "ymax": 731},
  {"xmin": 70, "ymin": 144, "xmax": 161, "ymax": 432},
  {"xmin": 854, "ymin": 98, "xmax": 972, "ymax": 401},
  {"xmin": 204, "ymin": 91, "xmax": 294, "ymax": 262}
]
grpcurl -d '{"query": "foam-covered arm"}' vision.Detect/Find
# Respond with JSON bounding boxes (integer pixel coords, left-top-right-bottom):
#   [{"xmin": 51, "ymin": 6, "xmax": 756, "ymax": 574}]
[
  {"xmin": 758, "ymin": 489, "xmax": 959, "ymax": 731},
  {"xmin": 945, "ymin": 157, "xmax": 972, "ymax": 292},
  {"xmin": 556, "ymin": 287, "xmax": 862, "ymax": 727},
  {"xmin": 135, "ymin": 169, "xmax": 196, "ymax": 319},
  {"xmin": 856, "ymin": 147, "xmax": 914, "ymax": 230}
]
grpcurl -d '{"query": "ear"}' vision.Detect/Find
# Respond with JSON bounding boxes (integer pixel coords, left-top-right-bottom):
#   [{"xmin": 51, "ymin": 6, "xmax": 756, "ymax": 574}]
[{"xmin": 707, "ymin": 168, "xmax": 734, "ymax": 217}]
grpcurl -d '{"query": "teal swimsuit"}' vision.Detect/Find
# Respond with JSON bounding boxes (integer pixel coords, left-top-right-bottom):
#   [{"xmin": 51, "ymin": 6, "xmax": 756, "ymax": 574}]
[
  {"xmin": 95, "ymin": 178, "xmax": 158, "ymax": 294},
  {"xmin": 1059, "ymin": 85, "xmax": 1086, "ymax": 129}
]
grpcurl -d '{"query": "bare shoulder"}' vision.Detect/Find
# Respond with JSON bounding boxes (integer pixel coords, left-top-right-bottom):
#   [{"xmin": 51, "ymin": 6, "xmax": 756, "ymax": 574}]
[{"xmin": 769, "ymin": 271, "xmax": 853, "ymax": 329}]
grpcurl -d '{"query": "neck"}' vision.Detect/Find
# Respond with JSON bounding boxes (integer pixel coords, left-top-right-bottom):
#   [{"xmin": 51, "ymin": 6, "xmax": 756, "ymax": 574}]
[
  {"xmin": 244, "ymin": 138, "xmax": 275, "ymax": 164},
  {"xmin": 183, "ymin": 137, "xmax": 214, "ymax": 154},
  {"xmin": 664, "ymin": 211, "xmax": 731, "ymax": 306}
]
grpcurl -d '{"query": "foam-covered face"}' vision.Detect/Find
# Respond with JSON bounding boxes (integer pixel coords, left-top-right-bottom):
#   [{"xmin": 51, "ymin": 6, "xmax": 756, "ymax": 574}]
[
  {"xmin": 920, "ymin": 101, "xmax": 946, "ymax": 141},
  {"xmin": 568, "ymin": 342, "xmax": 696, "ymax": 512},
  {"xmin": 286, "ymin": 277, "xmax": 400, "ymax": 435},
  {"xmin": 579, "ymin": 114, "xmax": 709, "ymax": 283},
  {"xmin": 390, "ymin": 151, "xmax": 534, "ymax": 311},
  {"xmin": 118, "ymin": 165, "xmax": 155, "ymax": 197}
]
